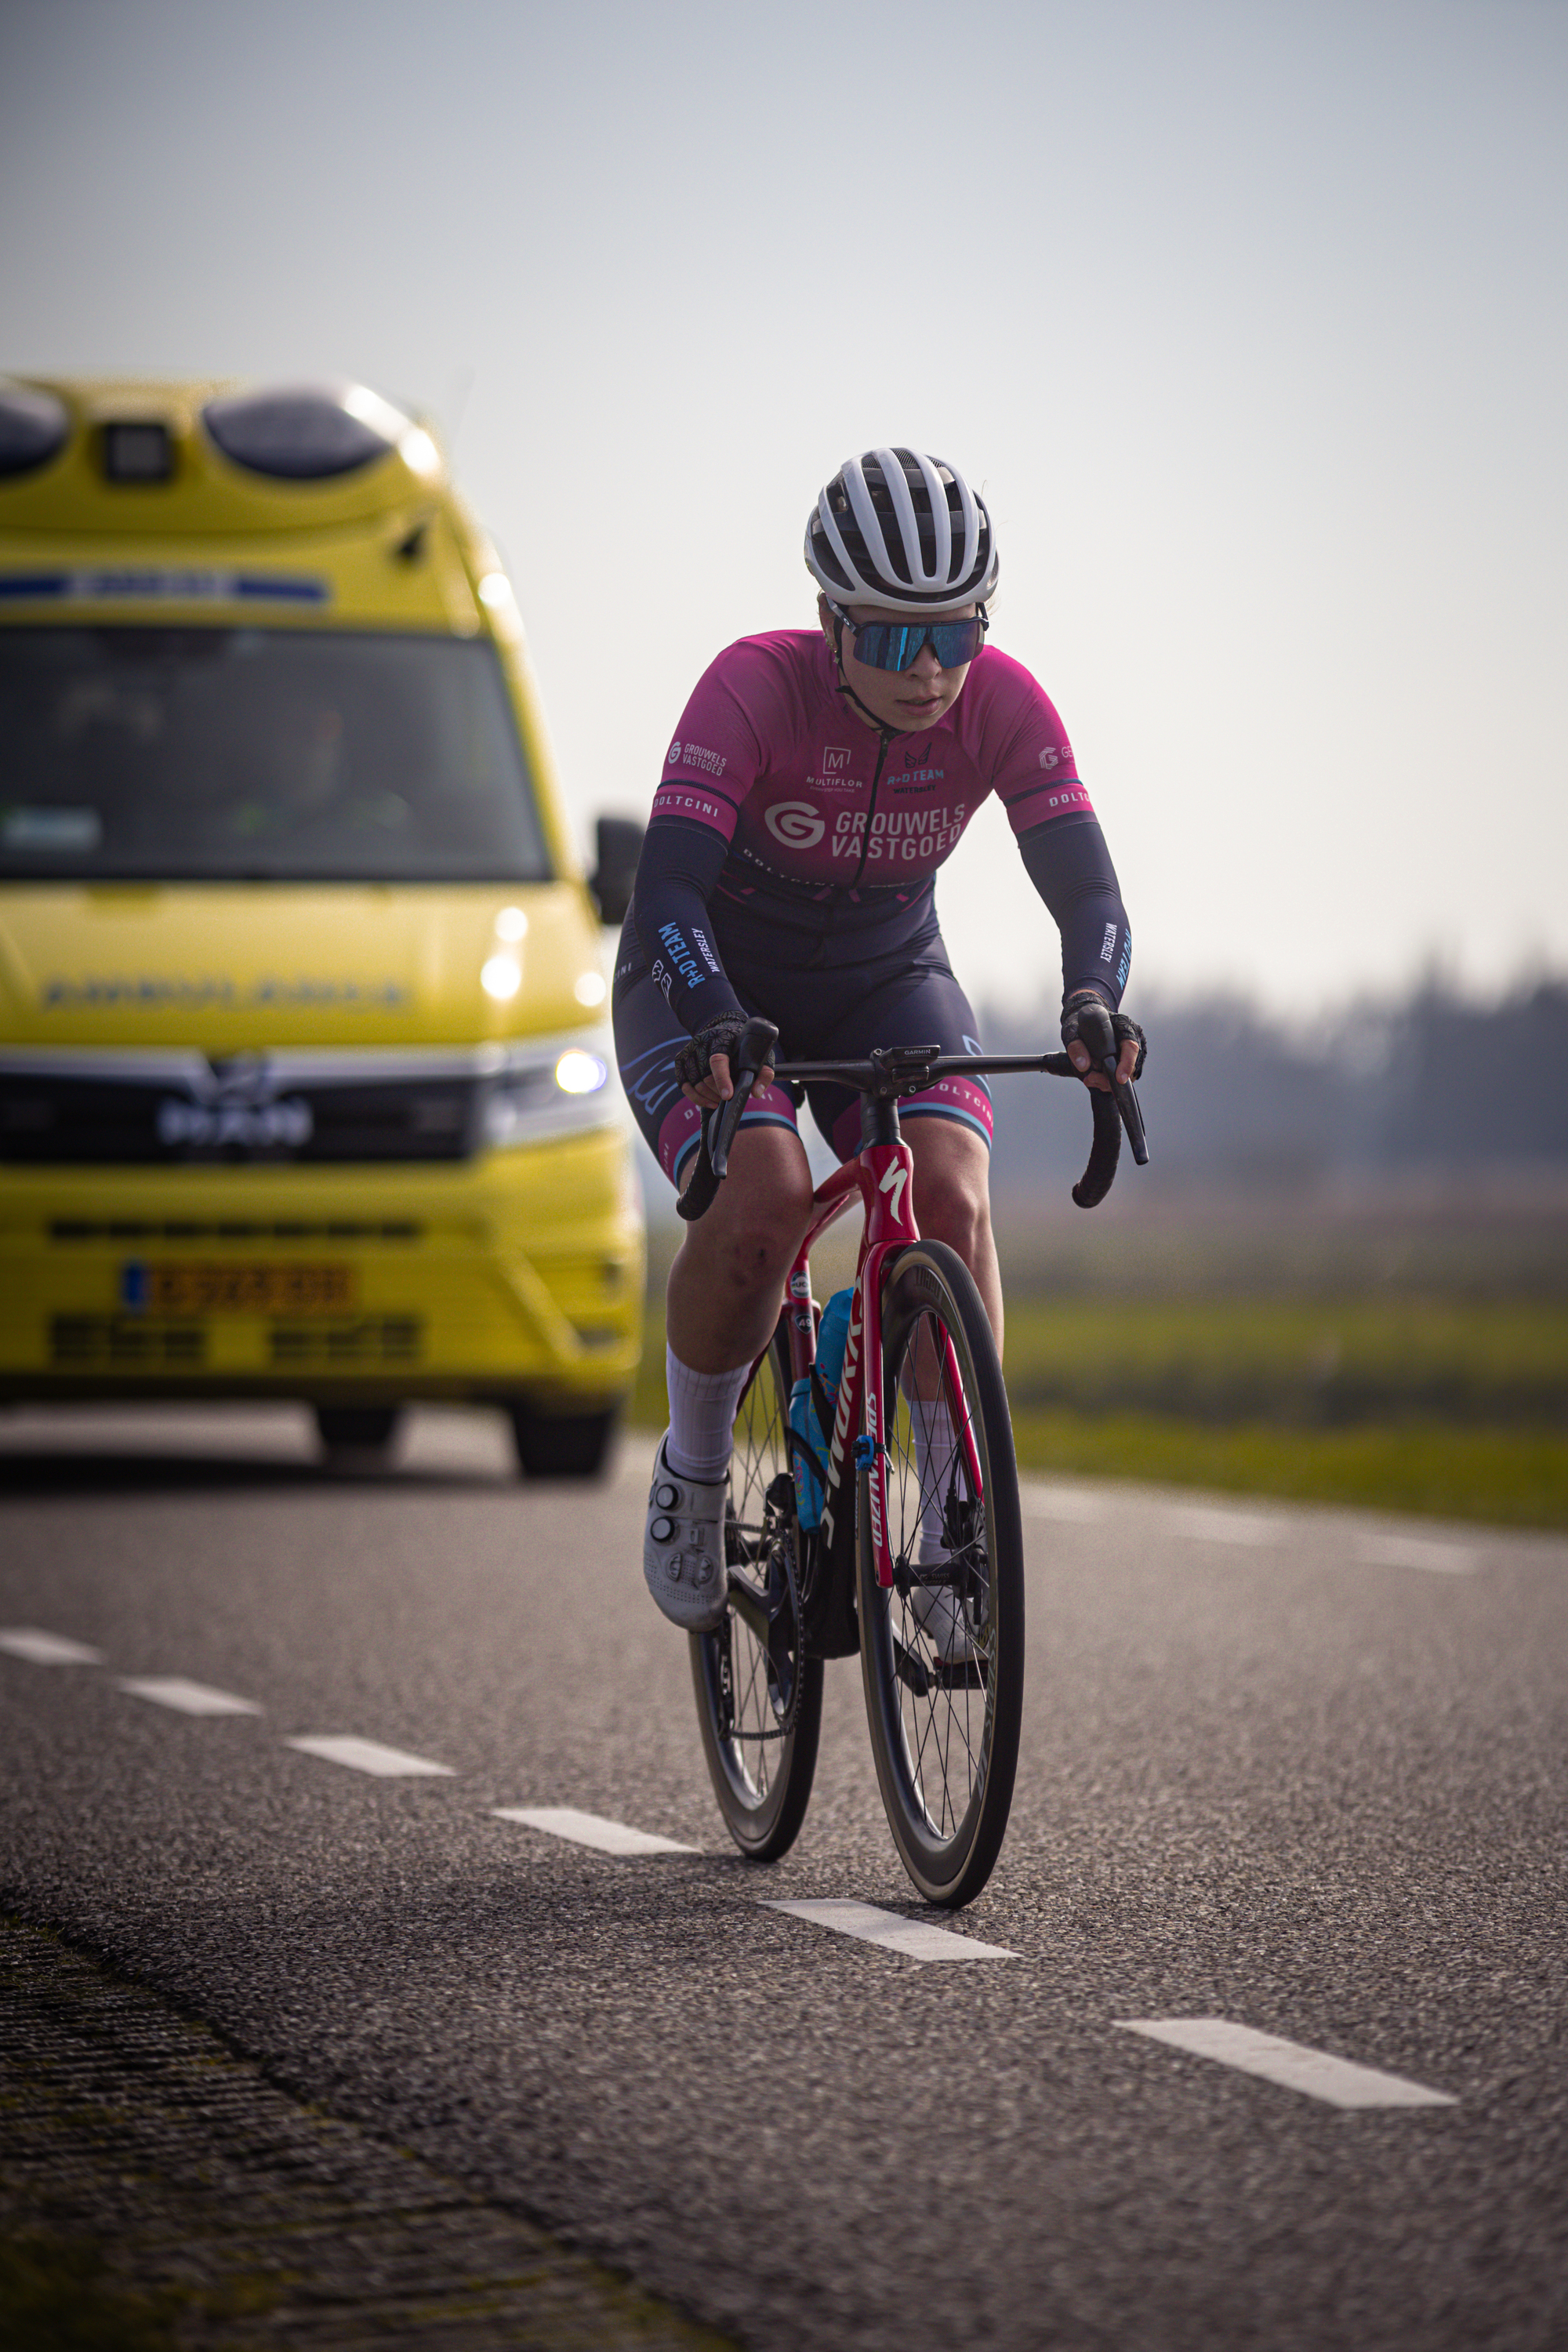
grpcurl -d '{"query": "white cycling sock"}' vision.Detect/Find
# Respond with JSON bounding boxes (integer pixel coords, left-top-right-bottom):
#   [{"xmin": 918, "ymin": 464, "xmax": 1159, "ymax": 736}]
[
  {"xmin": 912, "ymin": 1399, "xmax": 956, "ymax": 1555},
  {"xmin": 664, "ymin": 1346, "xmax": 750, "ymax": 1483}
]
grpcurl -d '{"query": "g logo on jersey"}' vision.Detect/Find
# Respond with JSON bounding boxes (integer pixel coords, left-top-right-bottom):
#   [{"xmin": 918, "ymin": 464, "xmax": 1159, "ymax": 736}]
[{"xmin": 764, "ymin": 800, "xmax": 826, "ymax": 848}]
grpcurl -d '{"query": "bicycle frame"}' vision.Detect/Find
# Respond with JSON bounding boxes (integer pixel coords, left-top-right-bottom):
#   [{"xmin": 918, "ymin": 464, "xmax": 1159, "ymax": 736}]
[
  {"xmin": 774, "ymin": 1129, "xmax": 985, "ymax": 1592},
  {"xmin": 691, "ymin": 1024, "xmax": 1143, "ymax": 1602}
]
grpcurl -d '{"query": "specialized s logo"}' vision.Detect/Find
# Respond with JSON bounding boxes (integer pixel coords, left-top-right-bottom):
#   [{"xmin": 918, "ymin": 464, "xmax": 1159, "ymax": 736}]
[
  {"xmin": 764, "ymin": 800, "xmax": 826, "ymax": 848},
  {"xmin": 878, "ymin": 1158, "xmax": 909, "ymax": 1219}
]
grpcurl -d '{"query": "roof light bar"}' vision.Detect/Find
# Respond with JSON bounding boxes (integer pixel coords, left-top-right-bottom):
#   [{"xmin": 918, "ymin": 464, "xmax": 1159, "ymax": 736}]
[
  {"xmin": 103, "ymin": 422, "xmax": 175, "ymax": 484},
  {"xmin": 0, "ymin": 383, "xmax": 70, "ymax": 480}
]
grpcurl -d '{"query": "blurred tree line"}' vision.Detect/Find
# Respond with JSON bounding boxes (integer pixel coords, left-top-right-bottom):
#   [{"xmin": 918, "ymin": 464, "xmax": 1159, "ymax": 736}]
[{"xmin": 982, "ymin": 977, "xmax": 1568, "ymax": 1195}]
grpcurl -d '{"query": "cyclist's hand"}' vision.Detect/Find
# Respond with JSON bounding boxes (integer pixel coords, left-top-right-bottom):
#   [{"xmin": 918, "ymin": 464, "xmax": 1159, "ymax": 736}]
[
  {"xmin": 1061, "ymin": 992, "xmax": 1146, "ymax": 1094},
  {"xmin": 691, "ymin": 1050, "xmax": 778, "ymax": 1108},
  {"xmin": 674, "ymin": 1016, "xmax": 775, "ymax": 1109}
]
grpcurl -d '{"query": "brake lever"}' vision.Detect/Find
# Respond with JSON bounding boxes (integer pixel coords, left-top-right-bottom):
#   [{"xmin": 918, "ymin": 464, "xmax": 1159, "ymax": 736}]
[
  {"xmin": 707, "ymin": 1014, "xmax": 779, "ymax": 1181},
  {"xmin": 706, "ymin": 1065, "xmax": 757, "ymax": 1183},
  {"xmin": 1112, "ymin": 1073, "xmax": 1149, "ymax": 1166}
]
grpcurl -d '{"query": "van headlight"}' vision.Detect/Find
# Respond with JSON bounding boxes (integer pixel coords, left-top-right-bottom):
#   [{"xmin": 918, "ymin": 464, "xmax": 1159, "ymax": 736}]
[
  {"xmin": 554, "ymin": 1048, "xmax": 608, "ymax": 1096},
  {"xmin": 481, "ymin": 1030, "xmax": 619, "ymax": 1149}
]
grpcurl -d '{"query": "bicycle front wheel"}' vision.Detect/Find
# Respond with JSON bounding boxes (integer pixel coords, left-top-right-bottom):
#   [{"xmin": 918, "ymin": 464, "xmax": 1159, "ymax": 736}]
[
  {"xmin": 858, "ymin": 1242, "xmax": 1025, "ymax": 1907},
  {"xmin": 690, "ymin": 1319, "xmax": 824, "ymax": 1862}
]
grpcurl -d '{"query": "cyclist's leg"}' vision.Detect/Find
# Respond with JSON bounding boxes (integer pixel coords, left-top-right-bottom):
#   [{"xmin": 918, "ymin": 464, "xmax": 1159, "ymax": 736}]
[
  {"xmin": 614, "ymin": 942, "xmax": 813, "ymax": 1459},
  {"xmin": 617, "ymin": 957, "xmax": 809, "ymax": 1628},
  {"xmin": 900, "ymin": 1118, "xmax": 1001, "ymax": 1345},
  {"xmin": 668, "ymin": 1123, "xmax": 815, "ymax": 1371}
]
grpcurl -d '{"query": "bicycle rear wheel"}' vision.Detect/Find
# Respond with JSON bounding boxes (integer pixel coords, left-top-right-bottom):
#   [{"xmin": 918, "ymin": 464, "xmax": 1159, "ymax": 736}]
[
  {"xmin": 690, "ymin": 1319, "xmax": 824, "ymax": 1861},
  {"xmin": 858, "ymin": 1241, "xmax": 1025, "ymax": 1907}
]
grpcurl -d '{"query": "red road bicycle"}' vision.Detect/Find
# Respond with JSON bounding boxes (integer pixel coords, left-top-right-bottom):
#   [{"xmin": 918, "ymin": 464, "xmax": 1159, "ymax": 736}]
[{"xmin": 677, "ymin": 1018, "xmax": 1147, "ymax": 1908}]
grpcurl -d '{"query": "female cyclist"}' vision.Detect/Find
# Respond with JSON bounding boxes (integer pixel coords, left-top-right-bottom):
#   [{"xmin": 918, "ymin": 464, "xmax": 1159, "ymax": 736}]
[{"xmin": 614, "ymin": 448, "xmax": 1144, "ymax": 1633}]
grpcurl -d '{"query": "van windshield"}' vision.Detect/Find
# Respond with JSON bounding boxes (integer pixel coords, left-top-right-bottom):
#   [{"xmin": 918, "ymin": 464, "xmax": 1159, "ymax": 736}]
[{"xmin": 0, "ymin": 627, "xmax": 554, "ymax": 882}]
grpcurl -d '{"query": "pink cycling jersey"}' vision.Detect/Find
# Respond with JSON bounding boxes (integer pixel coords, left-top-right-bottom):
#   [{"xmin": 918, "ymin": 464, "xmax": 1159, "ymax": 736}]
[{"xmin": 650, "ymin": 630, "xmax": 1094, "ymax": 906}]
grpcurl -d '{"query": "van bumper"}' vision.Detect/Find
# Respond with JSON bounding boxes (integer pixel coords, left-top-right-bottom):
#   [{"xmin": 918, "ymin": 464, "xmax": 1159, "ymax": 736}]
[{"xmin": 0, "ymin": 1124, "xmax": 644, "ymax": 1410}]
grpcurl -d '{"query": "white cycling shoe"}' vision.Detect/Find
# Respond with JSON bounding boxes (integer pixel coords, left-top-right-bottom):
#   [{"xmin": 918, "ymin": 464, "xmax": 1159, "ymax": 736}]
[
  {"xmin": 644, "ymin": 1435, "xmax": 730, "ymax": 1634},
  {"xmin": 910, "ymin": 1551, "xmax": 978, "ymax": 1667}
]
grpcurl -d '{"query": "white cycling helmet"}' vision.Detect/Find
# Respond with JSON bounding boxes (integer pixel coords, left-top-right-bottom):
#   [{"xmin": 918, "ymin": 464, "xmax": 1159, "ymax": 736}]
[{"xmin": 805, "ymin": 446, "xmax": 999, "ymax": 614}]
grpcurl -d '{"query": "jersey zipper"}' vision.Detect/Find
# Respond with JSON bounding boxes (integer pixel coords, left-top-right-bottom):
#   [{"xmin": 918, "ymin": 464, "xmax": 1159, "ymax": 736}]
[{"xmin": 841, "ymin": 728, "xmax": 892, "ymax": 902}]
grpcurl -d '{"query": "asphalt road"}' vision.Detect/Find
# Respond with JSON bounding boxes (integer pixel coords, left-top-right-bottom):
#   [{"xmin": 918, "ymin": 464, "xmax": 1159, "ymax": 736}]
[{"xmin": 2, "ymin": 1403, "xmax": 1566, "ymax": 2351}]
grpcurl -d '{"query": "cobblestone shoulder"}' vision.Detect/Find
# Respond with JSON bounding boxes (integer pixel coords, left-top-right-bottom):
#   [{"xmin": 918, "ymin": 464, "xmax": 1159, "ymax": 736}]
[{"xmin": 0, "ymin": 1916, "xmax": 734, "ymax": 2350}]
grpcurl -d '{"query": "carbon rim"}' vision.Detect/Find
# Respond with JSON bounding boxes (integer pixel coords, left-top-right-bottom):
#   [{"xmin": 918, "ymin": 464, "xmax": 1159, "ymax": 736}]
[
  {"xmin": 691, "ymin": 1330, "xmax": 819, "ymax": 1852},
  {"xmin": 859, "ymin": 1244, "xmax": 1023, "ymax": 1902}
]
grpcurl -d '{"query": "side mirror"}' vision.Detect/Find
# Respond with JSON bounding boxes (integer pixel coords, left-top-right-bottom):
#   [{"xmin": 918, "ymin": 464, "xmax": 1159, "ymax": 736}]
[{"xmin": 589, "ymin": 815, "xmax": 644, "ymax": 927}]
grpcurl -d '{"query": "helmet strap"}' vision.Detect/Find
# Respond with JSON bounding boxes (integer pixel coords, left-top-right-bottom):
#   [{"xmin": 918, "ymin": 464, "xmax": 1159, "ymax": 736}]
[{"xmin": 829, "ymin": 614, "xmax": 897, "ymax": 742}]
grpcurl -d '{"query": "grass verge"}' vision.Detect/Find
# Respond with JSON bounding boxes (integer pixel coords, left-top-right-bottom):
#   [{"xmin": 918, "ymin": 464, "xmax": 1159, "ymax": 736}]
[{"xmin": 1007, "ymin": 1406, "xmax": 1568, "ymax": 1529}]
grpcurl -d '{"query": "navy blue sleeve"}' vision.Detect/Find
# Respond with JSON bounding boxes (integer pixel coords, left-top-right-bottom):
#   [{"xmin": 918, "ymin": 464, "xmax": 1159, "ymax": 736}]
[
  {"xmin": 1016, "ymin": 814, "xmax": 1131, "ymax": 1008},
  {"xmin": 632, "ymin": 818, "xmax": 747, "ymax": 1033}
]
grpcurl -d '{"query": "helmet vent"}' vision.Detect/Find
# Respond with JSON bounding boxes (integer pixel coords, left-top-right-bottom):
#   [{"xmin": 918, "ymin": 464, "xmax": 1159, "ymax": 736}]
[{"xmin": 806, "ymin": 445, "xmax": 997, "ymax": 614}]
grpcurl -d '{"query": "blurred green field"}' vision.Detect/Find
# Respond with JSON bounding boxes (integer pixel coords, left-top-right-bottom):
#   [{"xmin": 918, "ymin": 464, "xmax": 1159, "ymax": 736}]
[
  {"xmin": 632, "ymin": 1190, "xmax": 1568, "ymax": 1528},
  {"xmin": 1000, "ymin": 1296, "xmax": 1568, "ymax": 1428}
]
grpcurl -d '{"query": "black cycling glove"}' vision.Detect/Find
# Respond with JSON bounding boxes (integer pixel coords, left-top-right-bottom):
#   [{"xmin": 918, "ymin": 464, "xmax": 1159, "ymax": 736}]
[
  {"xmin": 1061, "ymin": 989, "xmax": 1147, "ymax": 1079},
  {"xmin": 673, "ymin": 1014, "xmax": 753, "ymax": 1092}
]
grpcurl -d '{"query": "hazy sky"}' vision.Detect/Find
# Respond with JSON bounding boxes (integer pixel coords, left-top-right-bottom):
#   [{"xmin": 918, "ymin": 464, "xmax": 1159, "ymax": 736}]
[{"xmin": 3, "ymin": 0, "xmax": 1564, "ymax": 1018}]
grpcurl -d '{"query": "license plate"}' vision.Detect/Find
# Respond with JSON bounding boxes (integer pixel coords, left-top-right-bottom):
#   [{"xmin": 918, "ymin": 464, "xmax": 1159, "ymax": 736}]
[{"xmin": 119, "ymin": 1260, "xmax": 356, "ymax": 1316}]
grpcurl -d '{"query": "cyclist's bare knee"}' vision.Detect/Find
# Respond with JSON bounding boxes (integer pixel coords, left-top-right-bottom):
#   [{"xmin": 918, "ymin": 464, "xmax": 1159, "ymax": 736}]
[
  {"xmin": 710, "ymin": 1135, "xmax": 812, "ymax": 1283},
  {"xmin": 668, "ymin": 1126, "xmax": 813, "ymax": 1365}
]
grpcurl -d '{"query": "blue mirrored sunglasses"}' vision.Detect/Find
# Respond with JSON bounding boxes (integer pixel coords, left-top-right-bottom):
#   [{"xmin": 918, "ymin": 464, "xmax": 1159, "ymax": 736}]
[{"xmin": 829, "ymin": 601, "xmax": 989, "ymax": 673}]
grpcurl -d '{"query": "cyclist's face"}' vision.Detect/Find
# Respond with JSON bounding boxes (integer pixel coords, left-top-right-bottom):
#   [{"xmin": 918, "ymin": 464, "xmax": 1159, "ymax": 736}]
[{"xmin": 818, "ymin": 593, "xmax": 977, "ymax": 733}]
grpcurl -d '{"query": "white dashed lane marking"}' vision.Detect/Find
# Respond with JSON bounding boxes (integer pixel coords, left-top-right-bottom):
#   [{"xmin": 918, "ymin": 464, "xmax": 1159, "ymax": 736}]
[
  {"xmin": 285, "ymin": 1734, "xmax": 455, "ymax": 1778},
  {"xmin": 0, "ymin": 1628, "xmax": 107, "ymax": 1665},
  {"xmin": 1116, "ymin": 2018, "xmax": 1457, "ymax": 2109},
  {"xmin": 1356, "ymin": 1531, "xmax": 1478, "ymax": 1575},
  {"xmin": 764, "ymin": 1899, "xmax": 1017, "ymax": 1962},
  {"xmin": 493, "ymin": 1806, "xmax": 698, "ymax": 1857},
  {"xmin": 118, "ymin": 1676, "xmax": 263, "ymax": 1717}
]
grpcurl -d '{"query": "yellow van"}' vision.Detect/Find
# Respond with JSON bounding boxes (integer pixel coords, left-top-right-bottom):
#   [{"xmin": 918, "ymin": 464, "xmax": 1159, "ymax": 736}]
[{"xmin": 0, "ymin": 376, "xmax": 644, "ymax": 1474}]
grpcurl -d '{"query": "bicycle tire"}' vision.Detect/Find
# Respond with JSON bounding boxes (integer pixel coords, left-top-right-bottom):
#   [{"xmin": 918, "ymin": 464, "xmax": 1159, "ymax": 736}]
[
  {"xmin": 690, "ymin": 1318, "xmax": 824, "ymax": 1861},
  {"xmin": 857, "ymin": 1241, "xmax": 1025, "ymax": 1907}
]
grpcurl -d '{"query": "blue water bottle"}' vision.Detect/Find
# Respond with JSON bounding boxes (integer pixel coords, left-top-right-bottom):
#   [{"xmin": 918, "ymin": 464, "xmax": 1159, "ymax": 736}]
[
  {"xmin": 815, "ymin": 1286, "xmax": 854, "ymax": 1397},
  {"xmin": 789, "ymin": 1377, "xmax": 825, "ymax": 1531},
  {"xmin": 788, "ymin": 1287, "xmax": 854, "ymax": 1534}
]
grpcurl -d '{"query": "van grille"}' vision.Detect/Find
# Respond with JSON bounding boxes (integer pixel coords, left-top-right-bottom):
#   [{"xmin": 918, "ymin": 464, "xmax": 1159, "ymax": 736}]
[{"xmin": 3, "ymin": 1070, "xmax": 477, "ymax": 1164}]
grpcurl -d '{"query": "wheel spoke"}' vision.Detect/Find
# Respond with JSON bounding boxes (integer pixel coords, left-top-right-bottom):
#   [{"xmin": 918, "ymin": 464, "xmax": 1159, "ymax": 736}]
[{"xmin": 691, "ymin": 1324, "xmax": 822, "ymax": 1860}]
